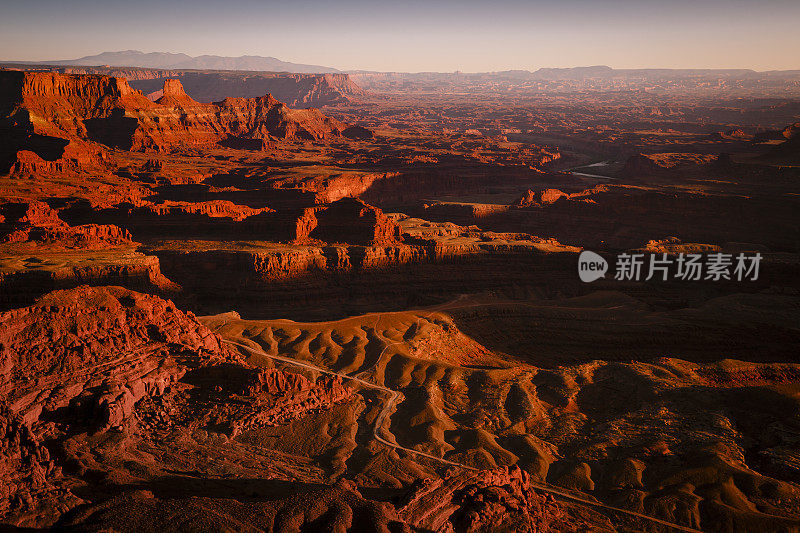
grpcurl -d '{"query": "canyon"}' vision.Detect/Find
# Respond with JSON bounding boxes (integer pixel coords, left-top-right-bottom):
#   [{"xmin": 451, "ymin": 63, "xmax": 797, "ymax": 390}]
[{"xmin": 0, "ymin": 64, "xmax": 798, "ymax": 532}]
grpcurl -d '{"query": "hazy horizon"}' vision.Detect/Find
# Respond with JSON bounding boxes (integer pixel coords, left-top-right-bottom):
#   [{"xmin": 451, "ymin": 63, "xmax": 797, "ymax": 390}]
[
  {"xmin": 2, "ymin": 0, "xmax": 799, "ymax": 72},
  {"xmin": 7, "ymin": 50, "xmax": 800, "ymax": 74}
]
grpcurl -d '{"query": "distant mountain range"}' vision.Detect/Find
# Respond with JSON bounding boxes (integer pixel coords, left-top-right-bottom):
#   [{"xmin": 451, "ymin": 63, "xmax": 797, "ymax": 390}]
[
  {"xmin": 37, "ymin": 50, "xmax": 340, "ymax": 73},
  {"xmin": 6, "ymin": 52, "xmax": 798, "ymax": 78}
]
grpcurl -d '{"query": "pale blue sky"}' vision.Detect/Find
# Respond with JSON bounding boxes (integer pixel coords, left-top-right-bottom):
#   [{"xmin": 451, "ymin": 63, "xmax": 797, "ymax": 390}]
[{"xmin": 2, "ymin": 0, "xmax": 798, "ymax": 71}]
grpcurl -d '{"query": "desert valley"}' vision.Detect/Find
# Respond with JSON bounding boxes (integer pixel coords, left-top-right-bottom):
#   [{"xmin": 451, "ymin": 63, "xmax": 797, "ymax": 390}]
[{"xmin": 0, "ymin": 39, "xmax": 799, "ymax": 533}]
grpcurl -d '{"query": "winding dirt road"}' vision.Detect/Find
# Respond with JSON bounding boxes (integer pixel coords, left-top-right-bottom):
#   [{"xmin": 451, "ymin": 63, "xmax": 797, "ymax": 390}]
[
  {"xmin": 215, "ymin": 296, "xmax": 793, "ymax": 531},
  {"xmin": 219, "ymin": 310, "xmax": 708, "ymax": 533}
]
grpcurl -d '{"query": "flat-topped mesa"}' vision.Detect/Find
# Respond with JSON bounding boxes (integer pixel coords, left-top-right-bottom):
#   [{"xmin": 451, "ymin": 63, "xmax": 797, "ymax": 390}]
[
  {"xmin": 154, "ymin": 78, "xmax": 199, "ymax": 107},
  {"xmin": 161, "ymin": 78, "xmax": 187, "ymax": 97},
  {"xmin": 515, "ymin": 188, "xmax": 569, "ymax": 208},
  {"xmin": 135, "ymin": 79, "xmax": 361, "ymax": 144},
  {"xmin": 217, "ymin": 93, "xmax": 281, "ymax": 109},
  {"xmin": 32, "ymin": 66, "xmax": 369, "ymax": 107},
  {"xmin": 1, "ymin": 71, "xmax": 151, "ymax": 136},
  {"xmin": 0, "ymin": 71, "xmax": 372, "ymax": 170},
  {"xmin": 0, "ymin": 71, "xmax": 147, "ymax": 174},
  {"xmin": 298, "ymin": 197, "xmax": 401, "ymax": 245},
  {"xmin": 513, "ymin": 186, "xmax": 610, "ymax": 209},
  {"xmin": 215, "ymin": 92, "xmax": 348, "ymax": 141},
  {"xmin": 0, "ymin": 201, "xmax": 133, "ymax": 249},
  {"xmin": 3, "ymin": 70, "xmax": 143, "ymax": 108},
  {"xmin": 131, "ymin": 80, "xmax": 353, "ymax": 148},
  {"xmin": 296, "ymin": 73, "xmax": 367, "ymax": 106}
]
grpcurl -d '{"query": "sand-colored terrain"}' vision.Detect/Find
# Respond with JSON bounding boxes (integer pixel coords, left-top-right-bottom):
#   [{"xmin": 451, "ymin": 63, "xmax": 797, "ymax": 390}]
[{"xmin": 1, "ymin": 67, "xmax": 799, "ymax": 531}]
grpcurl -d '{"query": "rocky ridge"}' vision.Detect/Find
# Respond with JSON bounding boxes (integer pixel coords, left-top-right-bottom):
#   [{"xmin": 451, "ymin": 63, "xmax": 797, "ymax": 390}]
[
  {"xmin": 0, "ymin": 286, "xmax": 355, "ymax": 525},
  {"xmin": 0, "ymin": 201, "xmax": 132, "ymax": 248},
  {"xmin": 0, "ymin": 71, "xmax": 368, "ymax": 175}
]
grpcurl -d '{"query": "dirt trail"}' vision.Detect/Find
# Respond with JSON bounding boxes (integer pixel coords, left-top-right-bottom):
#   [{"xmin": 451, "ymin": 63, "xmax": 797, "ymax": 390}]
[{"xmin": 218, "ymin": 306, "xmax": 708, "ymax": 533}]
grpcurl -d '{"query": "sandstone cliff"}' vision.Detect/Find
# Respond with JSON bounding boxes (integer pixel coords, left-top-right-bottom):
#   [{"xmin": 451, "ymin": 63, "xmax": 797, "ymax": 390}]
[
  {"xmin": 131, "ymin": 71, "xmax": 366, "ymax": 107},
  {"xmin": 0, "ymin": 201, "xmax": 132, "ymax": 248},
  {"xmin": 0, "ymin": 71, "xmax": 368, "ymax": 175},
  {"xmin": 8, "ymin": 65, "xmax": 367, "ymax": 107}
]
